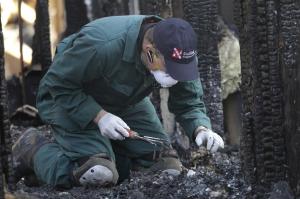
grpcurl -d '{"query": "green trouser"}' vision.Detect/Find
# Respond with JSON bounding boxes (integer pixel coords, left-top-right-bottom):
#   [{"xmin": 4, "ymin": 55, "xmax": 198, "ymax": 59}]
[{"xmin": 33, "ymin": 97, "xmax": 169, "ymax": 188}]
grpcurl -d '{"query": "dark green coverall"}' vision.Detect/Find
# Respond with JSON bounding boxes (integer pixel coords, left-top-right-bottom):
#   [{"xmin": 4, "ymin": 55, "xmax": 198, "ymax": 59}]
[{"xmin": 35, "ymin": 15, "xmax": 211, "ymax": 188}]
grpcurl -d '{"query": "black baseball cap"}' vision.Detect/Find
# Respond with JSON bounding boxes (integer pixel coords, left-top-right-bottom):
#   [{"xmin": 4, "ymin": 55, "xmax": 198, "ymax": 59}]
[{"xmin": 153, "ymin": 18, "xmax": 199, "ymax": 81}]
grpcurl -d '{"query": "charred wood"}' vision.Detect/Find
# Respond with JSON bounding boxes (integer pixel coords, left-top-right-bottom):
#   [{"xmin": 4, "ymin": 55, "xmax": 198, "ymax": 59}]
[
  {"xmin": 31, "ymin": 0, "xmax": 52, "ymax": 74},
  {"xmin": 0, "ymin": 157, "xmax": 2, "ymax": 199},
  {"xmin": 0, "ymin": 6, "xmax": 15, "ymax": 196},
  {"xmin": 63, "ymin": 0, "xmax": 89, "ymax": 38},
  {"xmin": 91, "ymin": 0, "xmax": 129, "ymax": 20},
  {"xmin": 6, "ymin": 76, "xmax": 22, "ymax": 117},
  {"xmin": 139, "ymin": 0, "xmax": 164, "ymax": 16},
  {"xmin": 280, "ymin": 0, "xmax": 300, "ymax": 196},
  {"xmin": 172, "ymin": 0, "xmax": 184, "ymax": 18},
  {"xmin": 183, "ymin": 0, "xmax": 224, "ymax": 135},
  {"xmin": 236, "ymin": 0, "xmax": 293, "ymax": 196}
]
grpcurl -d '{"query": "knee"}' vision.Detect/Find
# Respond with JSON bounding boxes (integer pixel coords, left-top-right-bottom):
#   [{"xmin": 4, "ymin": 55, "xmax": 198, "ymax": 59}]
[{"xmin": 72, "ymin": 153, "xmax": 119, "ymax": 187}]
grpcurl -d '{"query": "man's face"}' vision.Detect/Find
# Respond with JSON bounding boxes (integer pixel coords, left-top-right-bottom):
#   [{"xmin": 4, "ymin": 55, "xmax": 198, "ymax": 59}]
[
  {"xmin": 141, "ymin": 38, "xmax": 179, "ymax": 87},
  {"xmin": 141, "ymin": 37, "xmax": 166, "ymax": 72}
]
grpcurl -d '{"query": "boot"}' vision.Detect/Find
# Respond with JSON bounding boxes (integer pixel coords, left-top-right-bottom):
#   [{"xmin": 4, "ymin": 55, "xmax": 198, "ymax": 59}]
[
  {"xmin": 149, "ymin": 148, "xmax": 183, "ymax": 176},
  {"xmin": 12, "ymin": 127, "xmax": 50, "ymax": 183},
  {"xmin": 133, "ymin": 148, "xmax": 183, "ymax": 176},
  {"xmin": 24, "ymin": 173, "xmax": 43, "ymax": 187}
]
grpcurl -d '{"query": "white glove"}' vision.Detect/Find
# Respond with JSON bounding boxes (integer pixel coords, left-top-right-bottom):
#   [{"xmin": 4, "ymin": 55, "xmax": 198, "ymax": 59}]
[
  {"xmin": 195, "ymin": 126, "xmax": 224, "ymax": 153},
  {"xmin": 97, "ymin": 112, "xmax": 130, "ymax": 140}
]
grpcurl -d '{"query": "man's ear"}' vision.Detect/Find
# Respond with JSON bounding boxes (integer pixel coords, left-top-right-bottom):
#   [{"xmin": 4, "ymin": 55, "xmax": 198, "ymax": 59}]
[{"xmin": 142, "ymin": 39, "xmax": 154, "ymax": 52}]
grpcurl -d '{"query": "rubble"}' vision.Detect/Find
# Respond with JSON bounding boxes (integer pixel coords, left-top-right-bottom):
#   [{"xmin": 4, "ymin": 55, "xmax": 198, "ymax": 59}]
[{"xmin": 10, "ymin": 125, "xmax": 252, "ymax": 199}]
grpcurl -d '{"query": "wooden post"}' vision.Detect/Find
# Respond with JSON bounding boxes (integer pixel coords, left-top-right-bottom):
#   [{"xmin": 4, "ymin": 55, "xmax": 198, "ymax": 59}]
[
  {"xmin": 0, "ymin": 2, "xmax": 15, "ymax": 194},
  {"xmin": 235, "ymin": 0, "xmax": 300, "ymax": 196},
  {"xmin": 183, "ymin": 0, "xmax": 224, "ymax": 136}
]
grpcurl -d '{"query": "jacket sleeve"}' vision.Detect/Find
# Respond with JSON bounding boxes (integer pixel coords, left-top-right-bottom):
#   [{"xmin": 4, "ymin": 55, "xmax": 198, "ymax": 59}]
[
  {"xmin": 44, "ymin": 33, "xmax": 105, "ymax": 129},
  {"xmin": 168, "ymin": 78, "xmax": 212, "ymax": 140}
]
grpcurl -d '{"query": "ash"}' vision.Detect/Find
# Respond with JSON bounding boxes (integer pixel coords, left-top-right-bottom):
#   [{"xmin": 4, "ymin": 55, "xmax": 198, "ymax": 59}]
[{"xmin": 11, "ymin": 125, "xmax": 252, "ymax": 199}]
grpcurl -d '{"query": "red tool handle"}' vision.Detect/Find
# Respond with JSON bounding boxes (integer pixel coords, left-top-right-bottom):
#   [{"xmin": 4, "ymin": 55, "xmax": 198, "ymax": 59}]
[{"xmin": 127, "ymin": 129, "xmax": 139, "ymax": 138}]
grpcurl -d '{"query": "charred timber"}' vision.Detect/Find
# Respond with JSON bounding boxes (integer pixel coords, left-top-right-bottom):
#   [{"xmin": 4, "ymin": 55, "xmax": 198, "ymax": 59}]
[
  {"xmin": 234, "ymin": 0, "xmax": 257, "ymax": 187},
  {"xmin": 139, "ymin": 0, "xmax": 163, "ymax": 16},
  {"xmin": 63, "ymin": 0, "xmax": 89, "ymax": 38},
  {"xmin": 0, "ymin": 8, "xmax": 4, "ymax": 196},
  {"xmin": 236, "ymin": 0, "xmax": 293, "ymax": 196},
  {"xmin": 31, "ymin": 0, "xmax": 52, "ymax": 74},
  {"xmin": 91, "ymin": 0, "xmax": 129, "ymax": 19},
  {"xmin": 183, "ymin": 0, "xmax": 224, "ymax": 135},
  {"xmin": 0, "ymin": 6, "xmax": 15, "ymax": 197},
  {"xmin": 280, "ymin": 0, "xmax": 300, "ymax": 195}
]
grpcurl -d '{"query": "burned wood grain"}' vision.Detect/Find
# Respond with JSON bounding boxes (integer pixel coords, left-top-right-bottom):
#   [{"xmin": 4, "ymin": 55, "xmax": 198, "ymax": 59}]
[
  {"xmin": 0, "ymin": 5, "xmax": 15, "ymax": 197},
  {"xmin": 63, "ymin": 0, "xmax": 89, "ymax": 38},
  {"xmin": 31, "ymin": 0, "xmax": 52, "ymax": 74},
  {"xmin": 236, "ymin": 0, "xmax": 300, "ymax": 196},
  {"xmin": 91, "ymin": 0, "xmax": 129, "ymax": 19},
  {"xmin": 183, "ymin": 0, "xmax": 224, "ymax": 135}
]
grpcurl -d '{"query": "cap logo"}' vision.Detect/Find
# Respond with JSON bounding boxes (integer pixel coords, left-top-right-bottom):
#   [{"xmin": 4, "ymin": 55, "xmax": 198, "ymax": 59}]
[
  {"xmin": 172, "ymin": 48, "xmax": 183, "ymax": 60},
  {"xmin": 183, "ymin": 50, "xmax": 196, "ymax": 59},
  {"xmin": 171, "ymin": 48, "xmax": 196, "ymax": 62}
]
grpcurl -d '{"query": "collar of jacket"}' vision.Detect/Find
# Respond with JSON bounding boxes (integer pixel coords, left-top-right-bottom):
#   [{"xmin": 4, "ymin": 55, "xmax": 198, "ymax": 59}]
[{"xmin": 122, "ymin": 15, "xmax": 162, "ymax": 63}]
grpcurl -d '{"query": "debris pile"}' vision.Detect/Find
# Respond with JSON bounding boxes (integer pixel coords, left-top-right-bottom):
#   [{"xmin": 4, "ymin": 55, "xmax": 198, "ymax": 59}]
[{"xmin": 11, "ymin": 125, "xmax": 252, "ymax": 199}]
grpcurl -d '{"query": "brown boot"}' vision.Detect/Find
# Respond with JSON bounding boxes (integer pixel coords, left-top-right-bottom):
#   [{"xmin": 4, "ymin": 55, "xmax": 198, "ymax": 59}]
[
  {"xmin": 12, "ymin": 127, "xmax": 49, "ymax": 183},
  {"xmin": 149, "ymin": 148, "xmax": 183, "ymax": 176}
]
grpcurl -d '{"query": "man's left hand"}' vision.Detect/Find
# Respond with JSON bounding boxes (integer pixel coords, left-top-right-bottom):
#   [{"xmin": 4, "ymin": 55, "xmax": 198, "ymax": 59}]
[{"xmin": 194, "ymin": 126, "xmax": 224, "ymax": 153}]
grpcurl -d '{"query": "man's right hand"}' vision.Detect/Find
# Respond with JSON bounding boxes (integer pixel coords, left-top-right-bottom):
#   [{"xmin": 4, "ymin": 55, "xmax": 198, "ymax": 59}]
[
  {"xmin": 195, "ymin": 126, "xmax": 224, "ymax": 153},
  {"xmin": 96, "ymin": 112, "xmax": 130, "ymax": 140}
]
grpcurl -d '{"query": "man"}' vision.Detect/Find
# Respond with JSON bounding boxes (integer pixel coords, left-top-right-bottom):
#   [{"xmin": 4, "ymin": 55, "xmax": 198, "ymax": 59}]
[{"xmin": 13, "ymin": 15, "xmax": 224, "ymax": 189}]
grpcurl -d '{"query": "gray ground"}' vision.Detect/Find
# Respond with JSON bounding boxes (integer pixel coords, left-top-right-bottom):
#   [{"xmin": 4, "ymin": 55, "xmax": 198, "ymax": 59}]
[{"xmin": 11, "ymin": 125, "xmax": 252, "ymax": 199}]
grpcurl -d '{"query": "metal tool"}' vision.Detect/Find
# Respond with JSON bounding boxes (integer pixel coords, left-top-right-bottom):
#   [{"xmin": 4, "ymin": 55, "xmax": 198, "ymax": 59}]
[
  {"xmin": 126, "ymin": 129, "xmax": 170, "ymax": 147},
  {"xmin": 126, "ymin": 129, "xmax": 172, "ymax": 160}
]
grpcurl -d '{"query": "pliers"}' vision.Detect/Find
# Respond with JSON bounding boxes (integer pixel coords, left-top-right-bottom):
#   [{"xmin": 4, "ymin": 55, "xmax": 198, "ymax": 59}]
[
  {"xmin": 126, "ymin": 129, "xmax": 170, "ymax": 147},
  {"xmin": 126, "ymin": 129, "xmax": 172, "ymax": 160}
]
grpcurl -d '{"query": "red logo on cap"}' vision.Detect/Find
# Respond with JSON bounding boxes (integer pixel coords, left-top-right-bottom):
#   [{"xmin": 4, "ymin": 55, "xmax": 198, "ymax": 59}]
[{"xmin": 172, "ymin": 48, "xmax": 182, "ymax": 60}]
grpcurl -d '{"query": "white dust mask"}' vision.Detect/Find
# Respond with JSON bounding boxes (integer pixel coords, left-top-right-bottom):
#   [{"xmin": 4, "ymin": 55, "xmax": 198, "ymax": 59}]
[{"xmin": 150, "ymin": 70, "xmax": 178, "ymax": 88}]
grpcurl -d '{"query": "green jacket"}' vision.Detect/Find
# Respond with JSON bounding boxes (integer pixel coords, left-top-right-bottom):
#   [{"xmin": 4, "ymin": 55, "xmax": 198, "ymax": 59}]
[{"xmin": 36, "ymin": 15, "xmax": 211, "ymax": 140}]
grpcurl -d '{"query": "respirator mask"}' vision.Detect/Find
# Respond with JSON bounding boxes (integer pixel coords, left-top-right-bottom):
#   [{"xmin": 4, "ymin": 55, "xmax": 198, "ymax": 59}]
[{"xmin": 150, "ymin": 70, "xmax": 178, "ymax": 88}]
